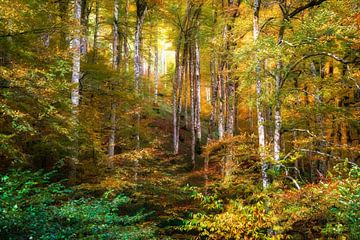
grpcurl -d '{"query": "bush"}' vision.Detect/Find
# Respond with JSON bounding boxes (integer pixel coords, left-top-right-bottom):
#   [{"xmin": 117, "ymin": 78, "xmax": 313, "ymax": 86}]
[
  {"xmin": 0, "ymin": 170, "xmax": 156, "ymax": 239},
  {"xmin": 322, "ymin": 164, "xmax": 360, "ymax": 239},
  {"xmin": 182, "ymin": 164, "xmax": 360, "ymax": 240}
]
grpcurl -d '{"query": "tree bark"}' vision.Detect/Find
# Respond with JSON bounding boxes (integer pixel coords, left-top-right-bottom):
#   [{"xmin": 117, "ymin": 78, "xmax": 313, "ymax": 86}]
[
  {"xmin": 253, "ymin": 0, "xmax": 268, "ymax": 189},
  {"xmin": 124, "ymin": 0, "xmax": 130, "ymax": 71},
  {"xmin": 190, "ymin": 44, "xmax": 196, "ymax": 166},
  {"xmin": 154, "ymin": 27, "xmax": 159, "ymax": 103},
  {"xmin": 274, "ymin": 60, "xmax": 282, "ymax": 162},
  {"xmin": 112, "ymin": 0, "xmax": 120, "ymax": 69},
  {"xmin": 218, "ymin": 62, "xmax": 226, "ymax": 140},
  {"xmin": 194, "ymin": 26, "xmax": 201, "ymax": 146},
  {"xmin": 92, "ymin": 0, "xmax": 99, "ymax": 63},
  {"xmin": 70, "ymin": 0, "xmax": 82, "ymax": 182},
  {"xmin": 72, "ymin": 0, "xmax": 81, "ymax": 108},
  {"xmin": 108, "ymin": 0, "xmax": 120, "ymax": 158},
  {"xmin": 80, "ymin": 0, "xmax": 89, "ymax": 56},
  {"xmin": 134, "ymin": 1, "xmax": 147, "ymax": 91}
]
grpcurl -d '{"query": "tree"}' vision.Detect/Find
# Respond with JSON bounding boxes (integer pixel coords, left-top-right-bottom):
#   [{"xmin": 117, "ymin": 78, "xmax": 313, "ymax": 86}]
[
  {"xmin": 253, "ymin": 0, "xmax": 268, "ymax": 189},
  {"xmin": 70, "ymin": 0, "xmax": 82, "ymax": 179}
]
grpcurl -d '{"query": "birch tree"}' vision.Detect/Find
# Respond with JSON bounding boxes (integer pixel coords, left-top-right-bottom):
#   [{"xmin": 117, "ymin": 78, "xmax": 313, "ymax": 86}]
[
  {"xmin": 70, "ymin": 0, "xmax": 82, "ymax": 181},
  {"xmin": 253, "ymin": 0, "xmax": 268, "ymax": 189},
  {"xmin": 108, "ymin": 0, "xmax": 120, "ymax": 157}
]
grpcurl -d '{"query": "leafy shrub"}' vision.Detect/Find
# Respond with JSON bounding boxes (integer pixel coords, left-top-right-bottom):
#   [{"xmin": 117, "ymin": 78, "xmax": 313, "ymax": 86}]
[
  {"xmin": 182, "ymin": 163, "xmax": 360, "ymax": 240},
  {"xmin": 322, "ymin": 164, "xmax": 360, "ymax": 239},
  {"xmin": 0, "ymin": 170, "xmax": 155, "ymax": 239},
  {"xmin": 182, "ymin": 186, "xmax": 279, "ymax": 240}
]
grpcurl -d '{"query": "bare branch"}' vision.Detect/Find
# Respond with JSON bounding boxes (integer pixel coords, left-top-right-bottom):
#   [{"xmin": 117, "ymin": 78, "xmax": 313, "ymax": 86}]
[{"xmin": 288, "ymin": 0, "xmax": 327, "ymax": 19}]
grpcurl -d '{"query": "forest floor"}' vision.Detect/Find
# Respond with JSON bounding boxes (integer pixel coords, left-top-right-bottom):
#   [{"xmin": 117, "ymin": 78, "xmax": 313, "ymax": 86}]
[{"xmin": 76, "ymin": 105, "xmax": 210, "ymax": 239}]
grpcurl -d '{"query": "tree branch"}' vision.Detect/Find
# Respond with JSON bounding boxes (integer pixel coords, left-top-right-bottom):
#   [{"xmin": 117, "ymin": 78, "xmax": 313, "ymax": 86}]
[{"xmin": 288, "ymin": 0, "xmax": 327, "ymax": 19}]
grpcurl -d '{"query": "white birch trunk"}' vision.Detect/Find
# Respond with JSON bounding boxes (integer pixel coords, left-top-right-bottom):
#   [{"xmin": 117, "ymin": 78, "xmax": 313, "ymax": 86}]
[
  {"xmin": 253, "ymin": 0, "xmax": 268, "ymax": 189},
  {"xmin": 190, "ymin": 47, "xmax": 196, "ymax": 166},
  {"xmin": 154, "ymin": 27, "xmax": 159, "ymax": 102},
  {"xmin": 218, "ymin": 65, "xmax": 225, "ymax": 140},
  {"xmin": 72, "ymin": 0, "xmax": 81, "ymax": 108},
  {"xmin": 70, "ymin": 0, "xmax": 82, "ymax": 182},
  {"xmin": 195, "ymin": 35, "xmax": 201, "ymax": 144}
]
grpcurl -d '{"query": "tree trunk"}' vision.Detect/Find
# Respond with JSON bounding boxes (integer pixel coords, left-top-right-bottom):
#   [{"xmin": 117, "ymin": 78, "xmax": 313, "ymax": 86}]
[
  {"xmin": 134, "ymin": 1, "xmax": 147, "ymax": 91},
  {"xmin": 190, "ymin": 45, "xmax": 196, "ymax": 166},
  {"xmin": 253, "ymin": 0, "xmax": 268, "ymax": 189},
  {"xmin": 218, "ymin": 62, "xmax": 226, "ymax": 140},
  {"xmin": 173, "ymin": 34, "xmax": 182, "ymax": 154},
  {"xmin": 92, "ymin": 0, "xmax": 99, "ymax": 63},
  {"xmin": 147, "ymin": 27, "xmax": 153, "ymax": 97},
  {"xmin": 274, "ymin": 60, "xmax": 282, "ymax": 162},
  {"xmin": 184, "ymin": 46, "xmax": 189, "ymax": 128},
  {"xmin": 273, "ymin": 25, "xmax": 285, "ymax": 163},
  {"xmin": 80, "ymin": 0, "xmax": 89, "ymax": 56},
  {"xmin": 194, "ymin": 29, "xmax": 201, "ymax": 146},
  {"xmin": 134, "ymin": 0, "xmax": 147, "ymax": 152},
  {"xmin": 154, "ymin": 27, "xmax": 159, "ymax": 103},
  {"xmin": 108, "ymin": 0, "xmax": 120, "ymax": 158},
  {"xmin": 108, "ymin": 102, "xmax": 116, "ymax": 157},
  {"xmin": 70, "ymin": 0, "xmax": 82, "ymax": 182},
  {"xmin": 208, "ymin": 53, "xmax": 218, "ymax": 142},
  {"xmin": 112, "ymin": 0, "xmax": 119, "ymax": 69},
  {"xmin": 72, "ymin": 0, "xmax": 81, "ymax": 108},
  {"xmin": 311, "ymin": 61, "xmax": 327, "ymax": 175},
  {"xmin": 124, "ymin": 0, "xmax": 129, "ymax": 71}
]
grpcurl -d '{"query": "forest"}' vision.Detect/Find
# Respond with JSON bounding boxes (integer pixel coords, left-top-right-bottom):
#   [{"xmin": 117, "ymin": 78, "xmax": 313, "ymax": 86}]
[{"xmin": 0, "ymin": 0, "xmax": 359, "ymax": 239}]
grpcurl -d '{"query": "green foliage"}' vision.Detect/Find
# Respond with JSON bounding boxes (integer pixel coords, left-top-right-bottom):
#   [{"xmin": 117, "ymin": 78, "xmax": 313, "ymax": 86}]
[
  {"xmin": 322, "ymin": 165, "xmax": 360, "ymax": 239},
  {"xmin": 182, "ymin": 160, "xmax": 360, "ymax": 239},
  {"xmin": 182, "ymin": 186, "xmax": 278, "ymax": 240},
  {"xmin": 0, "ymin": 170, "xmax": 156, "ymax": 239}
]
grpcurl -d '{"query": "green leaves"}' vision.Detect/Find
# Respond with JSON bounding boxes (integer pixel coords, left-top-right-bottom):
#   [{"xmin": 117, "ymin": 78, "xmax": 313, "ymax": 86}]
[{"xmin": 0, "ymin": 170, "xmax": 156, "ymax": 240}]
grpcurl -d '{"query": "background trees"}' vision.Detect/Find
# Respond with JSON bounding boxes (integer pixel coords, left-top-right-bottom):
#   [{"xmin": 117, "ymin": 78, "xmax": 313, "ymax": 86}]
[{"xmin": 0, "ymin": 0, "xmax": 359, "ymax": 239}]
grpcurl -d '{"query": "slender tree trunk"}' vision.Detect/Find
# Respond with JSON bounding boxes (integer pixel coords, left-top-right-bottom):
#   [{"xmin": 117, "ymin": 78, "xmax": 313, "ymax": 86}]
[
  {"xmin": 72, "ymin": 0, "xmax": 81, "ymax": 109},
  {"xmin": 148, "ymin": 27, "xmax": 153, "ymax": 97},
  {"xmin": 124, "ymin": 0, "xmax": 129, "ymax": 71},
  {"xmin": 134, "ymin": 1, "xmax": 147, "ymax": 91},
  {"xmin": 134, "ymin": 0, "xmax": 147, "ymax": 153},
  {"xmin": 226, "ymin": 81, "xmax": 235, "ymax": 136},
  {"xmin": 194, "ymin": 29, "xmax": 201, "ymax": 146},
  {"xmin": 173, "ymin": 37, "xmax": 181, "ymax": 154},
  {"xmin": 80, "ymin": 0, "xmax": 89, "ymax": 55},
  {"xmin": 311, "ymin": 61, "xmax": 326, "ymax": 175},
  {"xmin": 273, "ymin": 26, "xmax": 285, "ymax": 163},
  {"xmin": 108, "ymin": 102, "xmax": 116, "ymax": 157},
  {"xmin": 274, "ymin": 61, "xmax": 282, "ymax": 162},
  {"xmin": 112, "ymin": 0, "xmax": 119, "ymax": 69},
  {"xmin": 218, "ymin": 62, "xmax": 226, "ymax": 139},
  {"xmin": 92, "ymin": 0, "xmax": 99, "ymax": 63},
  {"xmin": 184, "ymin": 47, "xmax": 189, "ymax": 128},
  {"xmin": 223, "ymin": 0, "xmax": 240, "ymax": 137},
  {"xmin": 190, "ymin": 44, "xmax": 196, "ymax": 166},
  {"xmin": 208, "ymin": 53, "xmax": 218, "ymax": 142},
  {"xmin": 108, "ymin": 0, "xmax": 120, "ymax": 158},
  {"xmin": 70, "ymin": 0, "xmax": 82, "ymax": 182},
  {"xmin": 154, "ymin": 27, "xmax": 159, "ymax": 103},
  {"xmin": 253, "ymin": 0, "xmax": 268, "ymax": 189}
]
